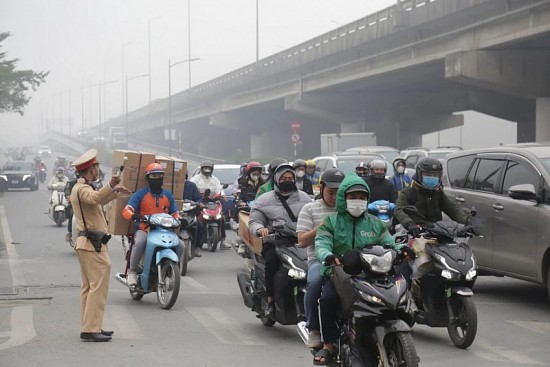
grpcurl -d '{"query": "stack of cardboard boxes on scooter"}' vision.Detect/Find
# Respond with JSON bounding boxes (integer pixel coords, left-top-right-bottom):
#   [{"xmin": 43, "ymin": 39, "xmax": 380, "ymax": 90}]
[{"xmin": 106, "ymin": 150, "xmax": 187, "ymax": 236}]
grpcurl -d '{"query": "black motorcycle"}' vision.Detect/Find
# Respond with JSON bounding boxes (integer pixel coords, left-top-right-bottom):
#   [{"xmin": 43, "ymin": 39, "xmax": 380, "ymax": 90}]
[
  {"xmin": 237, "ymin": 225, "xmax": 307, "ymax": 327},
  {"xmin": 300, "ymin": 246, "xmax": 418, "ymax": 367},
  {"xmin": 398, "ymin": 220, "xmax": 479, "ymax": 349}
]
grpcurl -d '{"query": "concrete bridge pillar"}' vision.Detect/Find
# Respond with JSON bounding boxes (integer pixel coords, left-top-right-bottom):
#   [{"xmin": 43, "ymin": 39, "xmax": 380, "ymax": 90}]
[
  {"xmin": 517, "ymin": 120, "xmax": 535, "ymax": 143},
  {"xmin": 536, "ymin": 98, "xmax": 550, "ymax": 142},
  {"xmin": 251, "ymin": 131, "xmax": 292, "ymax": 161}
]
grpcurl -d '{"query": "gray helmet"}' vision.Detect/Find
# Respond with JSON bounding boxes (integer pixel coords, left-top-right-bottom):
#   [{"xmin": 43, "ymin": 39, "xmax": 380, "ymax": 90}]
[
  {"xmin": 320, "ymin": 168, "xmax": 345, "ymax": 189},
  {"xmin": 293, "ymin": 159, "xmax": 307, "ymax": 169},
  {"xmin": 200, "ymin": 160, "xmax": 214, "ymax": 176},
  {"xmin": 369, "ymin": 159, "xmax": 387, "ymax": 178},
  {"xmin": 269, "ymin": 158, "xmax": 288, "ymax": 175}
]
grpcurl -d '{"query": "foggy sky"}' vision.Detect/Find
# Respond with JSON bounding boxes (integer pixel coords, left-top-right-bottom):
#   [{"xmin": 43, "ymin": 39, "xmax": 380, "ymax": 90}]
[{"xmin": 0, "ymin": 0, "xmax": 516, "ymax": 149}]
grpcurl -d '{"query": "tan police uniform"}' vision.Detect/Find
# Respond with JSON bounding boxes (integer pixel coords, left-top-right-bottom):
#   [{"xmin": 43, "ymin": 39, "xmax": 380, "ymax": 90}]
[{"xmin": 71, "ymin": 149, "xmax": 117, "ymax": 334}]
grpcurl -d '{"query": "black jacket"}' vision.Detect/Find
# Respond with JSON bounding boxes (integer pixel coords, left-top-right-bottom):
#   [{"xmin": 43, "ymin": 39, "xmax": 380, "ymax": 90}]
[
  {"xmin": 364, "ymin": 176, "xmax": 398, "ymax": 203},
  {"xmin": 238, "ymin": 176, "xmax": 264, "ymax": 202},
  {"xmin": 296, "ymin": 177, "xmax": 314, "ymax": 195}
]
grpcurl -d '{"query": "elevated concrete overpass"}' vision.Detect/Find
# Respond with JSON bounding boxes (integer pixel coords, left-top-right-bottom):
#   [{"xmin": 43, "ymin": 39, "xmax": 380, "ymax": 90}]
[{"xmin": 97, "ymin": 0, "xmax": 550, "ymax": 159}]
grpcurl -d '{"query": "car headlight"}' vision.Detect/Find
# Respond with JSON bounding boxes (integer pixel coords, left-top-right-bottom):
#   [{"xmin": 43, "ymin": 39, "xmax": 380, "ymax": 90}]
[
  {"xmin": 361, "ymin": 251, "xmax": 394, "ymax": 273},
  {"xmin": 22, "ymin": 175, "xmax": 31, "ymax": 181},
  {"xmin": 0, "ymin": 175, "xmax": 7, "ymax": 181}
]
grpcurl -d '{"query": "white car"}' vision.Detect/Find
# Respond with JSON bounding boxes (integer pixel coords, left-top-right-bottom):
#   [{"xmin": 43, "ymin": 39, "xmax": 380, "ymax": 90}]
[{"xmin": 38, "ymin": 145, "xmax": 52, "ymax": 157}]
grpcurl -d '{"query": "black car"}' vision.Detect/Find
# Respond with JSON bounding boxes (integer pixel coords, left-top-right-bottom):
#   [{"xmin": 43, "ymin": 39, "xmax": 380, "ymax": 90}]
[{"xmin": 0, "ymin": 161, "xmax": 39, "ymax": 191}]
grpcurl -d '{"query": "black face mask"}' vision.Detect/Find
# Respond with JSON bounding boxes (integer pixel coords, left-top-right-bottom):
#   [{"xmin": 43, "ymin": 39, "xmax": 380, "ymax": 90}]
[
  {"xmin": 278, "ymin": 181, "xmax": 296, "ymax": 193},
  {"xmin": 147, "ymin": 177, "xmax": 164, "ymax": 193}
]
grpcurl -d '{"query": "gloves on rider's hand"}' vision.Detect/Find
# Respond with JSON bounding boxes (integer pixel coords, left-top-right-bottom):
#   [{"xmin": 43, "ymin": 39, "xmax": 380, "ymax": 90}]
[
  {"xmin": 467, "ymin": 226, "xmax": 481, "ymax": 236},
  {"xmin": 324, "ymin": 255, "xmax": 341, "ymax": 266},
  {"xmin": 407, "ymin": 224, "xmax": 421, "ymax": 238},
  {"xmin": 400, "ymin": 246, "xmax": 415, "ymax": 259},
  {"xmin": 131, "ymin": 213, "xmax": 139, "ymax": 221}
]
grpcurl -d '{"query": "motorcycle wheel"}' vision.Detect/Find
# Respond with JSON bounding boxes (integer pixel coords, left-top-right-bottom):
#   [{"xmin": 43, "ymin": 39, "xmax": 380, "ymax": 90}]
[
  {"xmin": 55, "ymin": 214, "xmax": 64, "ymax": 227},
  {"xmin": 157, "ymin": 259, "xmax": 181, "ymax": 310},
  {"xmin": 206, "ymin": 225, "xmax": 219, "ymax": 252},
  {"xmin": 180, "ymin": 240, "xmax": 190, "ymax": 276},
  {"xmin": 447, "ymin": 295, "xmax": 477, "ymax": 349},
  {"xmin": 383, "ymin": 332, "xmax": 419, "ymax": 367}
]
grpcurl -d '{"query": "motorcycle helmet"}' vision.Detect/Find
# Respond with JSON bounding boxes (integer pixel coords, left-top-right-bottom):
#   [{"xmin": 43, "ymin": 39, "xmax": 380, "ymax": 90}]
[
  {"xmin": 293, "ymin": 159, "xmax": 307, "ymax": 170},
  {"xmin": 369, "ymin": 159, "xmax": 387, "ymax": 179},
  {"xmin": 293, "ymin": 159, "xmax": 307, "ymax": 179},
  {"xmin": 355, "ymin": 162, "xmax": 369, "ymax": 178},
  {"xmin": 273, "ymin": 163, "xmax": 295, "ymax": 190},
  {"xmin": 393, "ymin": 157, "xmax": 406, "ymax": 174},
  {"xmin": 239, "ymin": 162, "xmax": 247, "ymax": 175},
  {"xmin": 268, "ymin": 158, "xmax": 288, "ymax": 176},
  {"xmin": 320, "ymin": 168, "xmax": 345, "ymax": 189},
  {"xmin": 144, "ymin": 163, "xmax": 164, "ymax": 177},
  {"xmin": 415, "ymin": 157, "xmax": 443, "ymax": 189},
  {"xmin": 200, "ymin": 160, "xmax": 214, "ymax": 177},
  {"xmin": 245, "ymin": 161, "xmax": 262, "ymax": 175}
]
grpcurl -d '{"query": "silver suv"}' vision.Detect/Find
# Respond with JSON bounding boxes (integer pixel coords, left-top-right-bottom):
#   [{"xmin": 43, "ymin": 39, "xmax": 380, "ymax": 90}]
[
  {"xmin": 404, "ymin": 146, "xmax": 462, "ymax": 176},
  {"xmin": 442, "ymin": 143, "xmax": 550, "ymax": 297}
]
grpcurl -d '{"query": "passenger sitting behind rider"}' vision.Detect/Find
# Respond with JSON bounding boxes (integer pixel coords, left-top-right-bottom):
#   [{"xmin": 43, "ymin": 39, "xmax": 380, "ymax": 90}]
[
  {"xmin": 248, "ymin": 163, "xmax": 312, "ymax": 319},
  {"xmin": 122, "ymin": 163, "xmax": 183, "ymax": 287},
  {"xmin": 313, "ymin": 174, "xmax": 408, "ymax": 365}
]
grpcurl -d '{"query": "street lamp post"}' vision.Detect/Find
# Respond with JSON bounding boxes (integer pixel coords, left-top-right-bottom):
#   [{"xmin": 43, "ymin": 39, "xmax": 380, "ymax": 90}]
[
  {"xmin": 121, "ymin": 42, "xmax": 132, "ymax": 114},
  {"xmin": 125, "ymin": 74, "xmax": 149, "ymax": 149},
  {"xmin": 148, "ymin": 17, "xmax": 160, "ymax": 104},
  {"xmin": 256, "ymin": 0, "xmax": 259, "ymax": 61},
  {"xmin": 168, "ymin": 58, "xmax": 200, "ymax": 156}
]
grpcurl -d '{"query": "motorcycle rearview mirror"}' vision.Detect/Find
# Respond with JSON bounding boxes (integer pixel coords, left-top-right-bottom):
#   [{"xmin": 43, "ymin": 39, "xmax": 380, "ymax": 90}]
[{"xmin": 222, "ymin": 183, "xmax": 229, "ymax": 189}]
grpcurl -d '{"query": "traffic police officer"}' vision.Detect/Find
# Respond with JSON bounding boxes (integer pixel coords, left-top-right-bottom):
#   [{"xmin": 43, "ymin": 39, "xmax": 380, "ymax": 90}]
[{"xmin": 72, "ymin": 149, "xmax": 131, "ymax": 342}]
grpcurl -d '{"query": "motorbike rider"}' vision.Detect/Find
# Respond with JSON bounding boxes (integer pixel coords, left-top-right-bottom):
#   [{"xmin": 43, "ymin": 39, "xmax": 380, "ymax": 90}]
[
  {"xmin": 122, "ymin": 163, "xmax": 183, "ymax": 287},
  {"xmin": 47, "ymin": 167, "xmax": 69, "ymax": 192},
  {"xmin": 293, "ymin": 159, "xmax": 314, "ymax": 195},
  {"xmin": 364, "ymin": 159, "xmax": 398, "ymax": 203},
  {"xmin": 183, "ymin": 173, "xmax": 204, "ymax": 257},
  {"xmin": 190, "ymin": 160, "xmax": 229, "ymax": 248},
  {"xmin": 237, "ymin": 161, "xmax": 264, "ymax": 204},
  {"xmin": 314, "ymin": 174, "xmax": 409, "ymax": 365},
  {"xmin": 305, "ymin": 160, "xmax": 321, "ymax": 186},
  {"xmin": 296, "ymin": 168, "xmax": 345, "ymax": 349},
  {"xmin": 255, "ymin": 157, "xmax": 288, "ymax": 199},
  {"xmin": 394, "ymin": 156, "xmax": 477, "ymax": 282},
  {"xmin": 249, "ymin": 163, "xmax": 312, "ymax": 318},
  {"xmin": 34, "ymin": 155, "xmax": 46, "ymax": 171},
  {"xmin": 355, "ymin": 161, "xmax": 369, "ymax": 180},
  {"xmin": 389, "ymin": 157, "xmax": 412, "ymax": 191}
]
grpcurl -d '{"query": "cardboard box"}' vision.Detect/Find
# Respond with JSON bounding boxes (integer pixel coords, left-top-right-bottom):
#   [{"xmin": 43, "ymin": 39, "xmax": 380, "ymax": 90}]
[
  {"xmin": 238, "ymin": 211, "xmax": 263, "ymax": 255},
  {"xmin": 106, "ymin": 194, "xmax": 135, "ymax": 236},
  {"xmin": 112, "ymin": 150, "xmax": 156, "ymax": 193},
  {"xmin": 155, "ymin": 156, "xmax": 188, "ymax": 200}
]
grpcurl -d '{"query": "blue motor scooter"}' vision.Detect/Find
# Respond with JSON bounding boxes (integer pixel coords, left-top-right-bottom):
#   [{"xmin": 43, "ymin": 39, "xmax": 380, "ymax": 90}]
[
  {"xmin": 115, "ymin": 213, "xmax": 182, "ymax": 310},
  {"xmin": 368, "ymin": 199, "xmax": 395, "ymax": 229}
]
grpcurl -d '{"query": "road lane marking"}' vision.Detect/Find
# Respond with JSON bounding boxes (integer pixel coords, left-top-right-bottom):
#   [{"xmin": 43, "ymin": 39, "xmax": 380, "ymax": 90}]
[
  {"xmin": 103, "ymin": 305, "xmax": 146, "ymax": 340},
  {"xmin": 508, "ymin": 320, "xmax": 550, "ymax": 336},
  {"xmin": 0, "ymin": 306, "xmax": 36, "ymax": 350},
  {"xmin": 474, "ymin": 339, "xmax": 544, "ymax": 365},
  {"xmin": 181, "ymin": 277, "xmax": 212, "ymax": 293},
  {"xmin": 187, "ymin": 307, "xmax": 267, "ymax": 346},
  {"xmin": 0, "ymin": 205, "xmax": 25, "ymax": 286}
]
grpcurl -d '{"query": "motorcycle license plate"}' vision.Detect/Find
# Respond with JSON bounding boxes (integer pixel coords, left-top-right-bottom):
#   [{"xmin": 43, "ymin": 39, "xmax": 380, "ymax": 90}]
[{"xmin": 11, "ymin": 180, "xmax": 18, "ymax": 184}]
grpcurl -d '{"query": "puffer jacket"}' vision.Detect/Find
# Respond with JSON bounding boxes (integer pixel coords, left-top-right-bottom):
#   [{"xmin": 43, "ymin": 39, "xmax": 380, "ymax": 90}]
[
  {"xmin": 315, "ymin": 174, "xmax": 402, "ymax": 278},
  {"xmin": 394, "ymin": 180, "xmax": 469, "ymax": 228}
]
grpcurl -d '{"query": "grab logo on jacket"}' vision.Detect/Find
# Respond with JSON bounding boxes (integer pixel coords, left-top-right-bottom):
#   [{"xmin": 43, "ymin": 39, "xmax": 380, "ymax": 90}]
[{"xmin": 360, "ymin": 230, "xmax": 377, "ymax": 238}]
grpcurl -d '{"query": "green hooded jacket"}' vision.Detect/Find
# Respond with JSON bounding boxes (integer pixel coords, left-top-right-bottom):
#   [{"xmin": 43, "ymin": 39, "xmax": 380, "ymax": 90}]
[
  {"xmin": 315, "ymin": 173, "xmax": 403, "ymax": 278},
  {"xmin": 255, "ymin": 180, "xmax": 273, "ymax": 199}
]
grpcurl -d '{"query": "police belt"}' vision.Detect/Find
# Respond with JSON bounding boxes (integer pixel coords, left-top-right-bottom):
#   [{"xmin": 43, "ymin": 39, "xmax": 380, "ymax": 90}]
[{"xmin": 77, "ymin": 231, "xmax": 87, "ymax": 237}]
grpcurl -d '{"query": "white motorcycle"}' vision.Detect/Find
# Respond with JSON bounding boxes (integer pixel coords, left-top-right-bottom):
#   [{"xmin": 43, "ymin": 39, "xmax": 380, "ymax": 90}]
[{"xmin": 48, "ymin": 182, "xmax": 68, "ymax": 227}]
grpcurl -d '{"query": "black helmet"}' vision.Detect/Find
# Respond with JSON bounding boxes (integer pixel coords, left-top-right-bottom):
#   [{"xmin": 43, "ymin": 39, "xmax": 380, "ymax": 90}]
[
  {"xmin": 415, "ymin": 157, "xmax": 443, "ymax": 187},
  {"xmin": 320, "ymin": 168, "xmax": 345, "ymax": 189},
  {"xmin": 293, "ymin": 159, "xmax": 307, "ymax": 169},
  {"xmin": 355, "ymin": 162, "xmax": 369, "ymax": 178},
  {"xmin": 269, "ymin": 158, "xmax": 288, "ymax": 175}
]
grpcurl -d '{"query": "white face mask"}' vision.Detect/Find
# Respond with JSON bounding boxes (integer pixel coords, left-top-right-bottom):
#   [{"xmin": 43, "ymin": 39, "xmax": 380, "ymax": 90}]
[
  {"xmin": 296, "ymin": 171, "xmax": 305, "ymax": 178},
  {"xmin": 346, "ymin": 199, "xmax": 367, "ymax": 217},
  {"xmin": 396, "ymin": 166, "xmax": 405, "ymax": 174}
]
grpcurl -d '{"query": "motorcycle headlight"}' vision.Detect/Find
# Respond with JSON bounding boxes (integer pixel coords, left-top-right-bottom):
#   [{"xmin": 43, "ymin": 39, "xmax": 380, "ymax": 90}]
[
  {"xmin": 22, "ymin": 175, "xmax": 31, "ymax": 181},
  {"xmin": 399, "ymin": 292, "xmax": 409, "ymax": 305},
  {"xmin": 358, "ymin": 290, "xmax": 384, "ymax": 305},
  {"xmin": 0, "ymin": 175, "xmax": 7, "ymax": 181},
  {"xmin": 215, "ymin": 214, "xmax": 222, "ymax": 220},
  {"xmin": 441, "ymin": 269, "xmax": 453, "ymax": 279},
  {"xmin": 434, "ymin": 253, "xmax": 460, "ymax": 274},
  {"xmin": 361, "ymin": 251, "xmax": 394, "ymax": 273},
  {"xmin": 466, "ymin": 269, "xmax": 477, "ymax": 281},
  {"xmin": 282, "ymin": 253, "xmax": 306, "ymax": 279},
  {"xmin": 202, "ymin": 214, "xmax": 210, "ymax": 220}
]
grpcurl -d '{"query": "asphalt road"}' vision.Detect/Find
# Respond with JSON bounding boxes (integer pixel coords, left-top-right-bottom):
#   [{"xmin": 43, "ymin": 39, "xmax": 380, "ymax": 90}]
[{"xmin": 1, "ymin": 156, "xmax": 550, "ymax": 366}]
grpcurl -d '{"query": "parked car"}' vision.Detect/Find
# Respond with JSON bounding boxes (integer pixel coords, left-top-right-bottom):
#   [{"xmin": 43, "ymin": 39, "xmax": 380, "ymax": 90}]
[
  {"xmin": 313, "ymin": 152, "xmax": 391, "ymax": 176},
  {"xmin": 442, "ymin": 142, "xmax": 550, "ymax": 298},
  {"xmin": 0, "ymin": 160, "xmax": 39, "ymax": 191},
  {"xmin": 404, "ymin": 146, "xmax": 463, "ymax": 176},
  {"xmin": 38, "ymin": 145, "xmax": 52, "ymax": 158},
  {"xmin": 345, "ymin": 146, "xmax": 401, "ymax": 162}
]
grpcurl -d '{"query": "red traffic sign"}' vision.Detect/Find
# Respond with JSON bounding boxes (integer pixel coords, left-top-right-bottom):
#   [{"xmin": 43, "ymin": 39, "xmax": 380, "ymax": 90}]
[{"xmin": 290, "ymin": 121, "xmax": 301, "ymax": 132}]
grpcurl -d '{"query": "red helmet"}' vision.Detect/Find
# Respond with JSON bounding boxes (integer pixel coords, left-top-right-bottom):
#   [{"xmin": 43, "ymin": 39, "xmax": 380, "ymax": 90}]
[
  {"xmin": 246, "ymin": 161, "xmax": 262, "ymax": 174},
  {"xmin": 144, "ymin": 163, "xmax": 164, "ymax": 177}
]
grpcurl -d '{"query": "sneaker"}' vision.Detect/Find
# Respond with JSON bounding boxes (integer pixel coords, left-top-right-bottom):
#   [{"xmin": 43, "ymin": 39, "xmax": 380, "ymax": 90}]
[
  {"xmin": 194, "ymin": 248, "xmax": 202, "ymax": 257},
  {"xmin": 306, "ymin": 330, "xmax": 323, "ymax": 349},
  {"xmin": 220, "ymin": 241, "xmax": 232, "ymax": 250},
  {"xmin": 127, "ymin": 271, "xmax": 138, "ymax": 287},
  {"xmin": 237, "ymin": 243, "xmax": 246, "ymax": 255},
  {"xmin": 65, "ymin": 232, "xmax": 72, "ymax": 242},
  {"xmin": 264, "ymin": 302, "xmax": 275, "ymax": 318}
]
